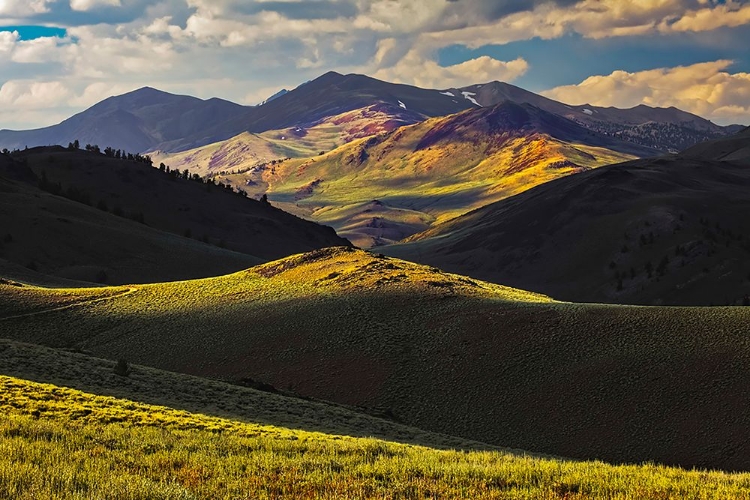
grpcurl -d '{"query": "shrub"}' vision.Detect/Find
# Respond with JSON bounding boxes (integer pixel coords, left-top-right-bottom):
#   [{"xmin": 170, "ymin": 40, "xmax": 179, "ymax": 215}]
[
  {"xmin": 113, "ymin": 359, "xmax": 131, "ymax": 377},
  {"xmin": 95, "ymin": 270, "xmax": 108, "ymax": 284}
]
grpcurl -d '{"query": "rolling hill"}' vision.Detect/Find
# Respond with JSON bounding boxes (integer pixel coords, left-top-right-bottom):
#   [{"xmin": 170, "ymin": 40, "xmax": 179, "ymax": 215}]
[
  {"xmin": 4, "ymin": 247, "xmax": 750, "ymax": 470},
  {"xmin": 210, "ymin": 101, "xmax": 646, "ymax": 247},
  {"xmin": 0, "ymin": 147, "xmax": 346, "ymax": 284},
  {"xmin": 384, "ymin": 129, "xmax": 750, "ymax": 306}
]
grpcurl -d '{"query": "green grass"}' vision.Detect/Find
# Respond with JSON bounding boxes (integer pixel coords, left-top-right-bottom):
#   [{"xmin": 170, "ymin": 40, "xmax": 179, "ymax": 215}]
[
  {"xmin": 4, "ymin": 247, "xmax": 750, "ymax": 471},
  {"xmin": 3, "ymin": 375, "xmax": 750, "ymax": 499}
]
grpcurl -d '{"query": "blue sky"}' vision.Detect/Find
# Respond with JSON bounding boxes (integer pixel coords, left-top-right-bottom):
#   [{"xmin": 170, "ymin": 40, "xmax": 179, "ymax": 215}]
[
  {"xmin": 0, "ymin": 0, "xmax": 749, "ymax": 129},
  {"xmin": 0, "ymin": 26, "xmax": 67, "ymax": 40},
  {"xmin": 439, "ymin": 26, "xmax": 750, "ymax": 93}
]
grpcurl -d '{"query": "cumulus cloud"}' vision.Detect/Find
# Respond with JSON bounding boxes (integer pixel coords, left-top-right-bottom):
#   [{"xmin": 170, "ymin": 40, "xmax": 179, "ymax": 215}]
[
  {"xmin": 70, "ymin": 0, "xmax": 123, "ymax": 12},
  {"xmin": 0, "ymin": 0, "xmax": 749, "ymax": 129},
  {"xmin": 374, "ymin": 51, "xmax": 528, "ymax": 89},
  {"xmin": 0, "ymin": 80, "xmax": 72, "ymax": 109},
  {"xmin": 542, "ymin": 60, "xmax": 750, "ymax": 124},
  {"xmin": 0, "ymin": 0, "xmax": 53, "ymax": 15}
]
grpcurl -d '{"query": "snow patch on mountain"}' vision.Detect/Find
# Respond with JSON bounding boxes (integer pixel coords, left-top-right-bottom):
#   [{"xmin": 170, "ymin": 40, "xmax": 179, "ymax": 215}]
[
  {"xmin": 260, "ymin": 89, "xmax": 289, "ymax": 106},
  {"xmin": 440, "ymin": 91, "xmax": 455, "ymax": 97},
  {"xmin": 398, "ymin": 100, "xmax": 407, "ymax": 109},
  {"xmin": 462, "ymin": 91, "xmax": 482, "ymax": 107},
  {"xmin": 582, "ymin": 108, "xmax": 594, "ymax": 115}
]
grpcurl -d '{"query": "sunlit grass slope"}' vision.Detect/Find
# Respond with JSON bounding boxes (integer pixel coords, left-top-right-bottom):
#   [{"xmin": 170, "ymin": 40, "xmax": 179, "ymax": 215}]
[
  {"xmin": 3, "ymin": 374, "xmax": 750, "ymax": 499},
  {"xmin": 4, "ymin": 247, "xmax": 750, "ymax": 470},
  {"xmin": 213, "ymin": 102, "xmax": 636, "ymax": 246},
  {"xmin": 154, "ymin": 104, "xmax": 416, "ymax": 178}
]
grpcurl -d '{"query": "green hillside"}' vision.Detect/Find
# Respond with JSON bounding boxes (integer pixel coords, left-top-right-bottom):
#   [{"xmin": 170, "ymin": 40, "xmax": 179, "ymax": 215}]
[{"xmin": 3, "ymin": 247, "xmax": 750, "ymax": 471}]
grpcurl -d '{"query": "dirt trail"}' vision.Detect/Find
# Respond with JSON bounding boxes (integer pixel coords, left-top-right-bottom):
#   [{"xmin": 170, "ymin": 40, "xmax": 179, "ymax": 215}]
[{"xmin": 0, "ymin": 287, "xmax": 138, "ymax": 322}]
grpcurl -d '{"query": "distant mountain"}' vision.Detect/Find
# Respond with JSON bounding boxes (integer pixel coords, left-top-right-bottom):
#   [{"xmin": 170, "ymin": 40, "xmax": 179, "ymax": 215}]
[
  {"xmin": 0, "ymin": 72, "xmax": 739, "ymax": 158},
  {"xmin": 208, "ymin": 101, "xmax": 648, "ymax": 247},
  {"xmin": 452, "ymin": 81, "xmax": 738, "ymax": 153},
  {"xmin": 384, "ymin": 128, "xmax": 750, "ymax": 305},
  {"xmin": 0, "ymin": 146, "xmax": 347, "ymax": 284},
  {"xmin": 162, "ymin": 71, "xmax": 475, "ymax": 153},
  {"xmin": 0, "ymin": 87, "xmax": 248, "ymax": 154}
]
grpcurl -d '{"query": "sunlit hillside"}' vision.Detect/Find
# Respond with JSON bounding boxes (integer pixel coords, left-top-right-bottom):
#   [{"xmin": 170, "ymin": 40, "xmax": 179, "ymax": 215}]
[
  {"xmin": 152, "ymin": 103, "xmax": 419, "ymax": 178},
  {"xmin": 4, "ymin": 247, "xmax": 750, "ymax": 470},
  {"xmin": 211, "ymin": 102, "xmax": 639, "ymax": 247}
]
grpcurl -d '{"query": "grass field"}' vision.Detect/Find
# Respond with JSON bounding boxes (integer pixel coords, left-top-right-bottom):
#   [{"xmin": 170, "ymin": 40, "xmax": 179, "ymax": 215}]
[
  {"xmin": 4, "ymin": 247, "xmax": 750, "ymax": 471},
  {"xmin": 3, "ymin": 373, "xmax": 750, "ymax": 499}
]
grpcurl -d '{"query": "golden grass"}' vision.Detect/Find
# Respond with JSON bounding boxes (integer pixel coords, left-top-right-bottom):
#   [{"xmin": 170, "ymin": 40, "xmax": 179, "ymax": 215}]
[{"xmin": 3, "ymin": 375, "xmax": 750, "ymax": 499}]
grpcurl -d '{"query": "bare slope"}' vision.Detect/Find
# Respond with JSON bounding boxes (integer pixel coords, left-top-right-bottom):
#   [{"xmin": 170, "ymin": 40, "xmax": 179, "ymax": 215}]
[
  {"xmin": 153, "ymin": 103, "xmax": 418, "ymax": 178},
  {"xmin": 4, "ymin": 247, "xmax": 750, "ymax": 470},
  {"xmin": 213, "ymin": 101, "xmax": 641, "ymax": 247}
]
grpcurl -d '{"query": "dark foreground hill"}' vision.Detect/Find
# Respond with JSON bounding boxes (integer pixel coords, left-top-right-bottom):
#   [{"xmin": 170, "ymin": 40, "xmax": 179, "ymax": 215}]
[
  {"xmin": 4, "ymin": 247, "xmax": 750, "ymax": 471},
  {"xmin": 385, "ymin": 128, "xmax": 750, "ymax": 306},
  {"xmin": 0, "ymin": 147, "xmax": 346, "ymax": 284}
]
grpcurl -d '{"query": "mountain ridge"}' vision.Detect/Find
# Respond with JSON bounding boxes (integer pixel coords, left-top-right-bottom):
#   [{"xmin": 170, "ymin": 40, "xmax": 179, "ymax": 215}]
[{"xmin": 1, "ymin": 72, "xmax": 739, "ymax": 157}]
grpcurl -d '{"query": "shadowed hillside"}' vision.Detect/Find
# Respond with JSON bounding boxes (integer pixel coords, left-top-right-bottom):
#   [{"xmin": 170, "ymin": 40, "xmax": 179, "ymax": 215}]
[
  {"xmin": 385, "ymin": 128, "xmax": 750, "ymax": 306},
  {"xmin": 4, "ymin": 247, "xmax": 750, "ymax": 470},
  {"xmin": 0, "ymin": 147, "xmax": 346, "ymax": 284}
]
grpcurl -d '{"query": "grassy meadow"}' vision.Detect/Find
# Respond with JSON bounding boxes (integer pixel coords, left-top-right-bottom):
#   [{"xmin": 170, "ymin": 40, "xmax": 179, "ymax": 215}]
[{"xmin": 3, "ymin": 374, "xmax": 750, "ymax": 499}]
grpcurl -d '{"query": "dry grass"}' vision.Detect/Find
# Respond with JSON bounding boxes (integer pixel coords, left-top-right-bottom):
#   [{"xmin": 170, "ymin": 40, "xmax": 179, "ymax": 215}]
[{"xmin": 3, "ymin": 374, "xmax": 750, "ymax": 499}]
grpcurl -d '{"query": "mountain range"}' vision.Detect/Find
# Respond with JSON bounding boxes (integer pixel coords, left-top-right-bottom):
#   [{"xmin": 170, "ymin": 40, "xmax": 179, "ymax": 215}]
[{"xmin": 0, "ymin": 72, "xmax": 738, "ymax": 156}]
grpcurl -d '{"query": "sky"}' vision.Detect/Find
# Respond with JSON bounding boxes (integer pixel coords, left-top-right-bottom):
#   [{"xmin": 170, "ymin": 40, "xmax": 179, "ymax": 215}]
[{"xmin": 0, "ymin": 0, "xmax": 749, "ymax": 130}]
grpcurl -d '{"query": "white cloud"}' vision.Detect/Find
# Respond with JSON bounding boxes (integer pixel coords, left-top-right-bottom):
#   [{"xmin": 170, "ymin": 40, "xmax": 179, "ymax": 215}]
[
  {"xmin": 70, "ymin": 0, "xmax": 122, "ymax": 12},
  {"xmin": 374, "ymin": 51, "xmax": 528, "ymax": 89},
  {"xmin": 0, "ymin": 30, "xmax": 19, "ymax": 54},
  {"xmin": 542, "ymin": 60, "xmax": 750, "ymax": 125},
  {"xmin": 0, "ymin": 0, "xmax": 749, "ymax": 130},
  {"xmin": 11, "ymin": 37, "xmax": 74, "ymax": 64},
  {"xmin": 0, "ymin": 0, "xmax": 53, "ymax": 15},
  {"xmin": 0, "ymin": 81, "xmax": 72, "ymax": 109}
]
